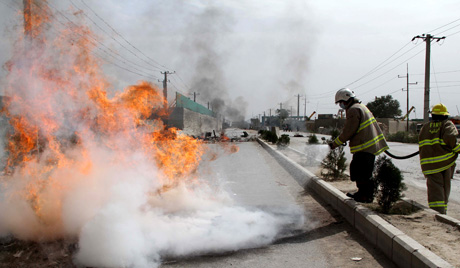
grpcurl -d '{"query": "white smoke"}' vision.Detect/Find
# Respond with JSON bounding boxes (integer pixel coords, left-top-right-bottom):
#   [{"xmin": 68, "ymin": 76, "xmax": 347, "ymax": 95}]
[
  {"xmin": 0, "ymin": 2, "xmax": 306, "ymax": 267},
  {"xmin": 75, "ymin": 184, "xmax": 292, "ymax": 268},
  {"xmin": 0, "ymin": 141, "xmax": 304, "ymax": 268}
]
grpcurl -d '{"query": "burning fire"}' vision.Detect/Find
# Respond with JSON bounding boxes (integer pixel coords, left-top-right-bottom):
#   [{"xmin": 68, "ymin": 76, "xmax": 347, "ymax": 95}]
[{"xmin": 1, "ymin": 1, "xmax": 205, "ymax": 236}]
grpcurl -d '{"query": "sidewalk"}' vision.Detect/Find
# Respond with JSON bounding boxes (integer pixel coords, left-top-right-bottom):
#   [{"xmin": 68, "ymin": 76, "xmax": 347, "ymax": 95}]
[
  {"xmin": 257, "ymin": 137, "xmax": 456, "ymax": 268},
  {"xmin": 282, "ymin": 131, "xmax": 460, "ymax": 220}
]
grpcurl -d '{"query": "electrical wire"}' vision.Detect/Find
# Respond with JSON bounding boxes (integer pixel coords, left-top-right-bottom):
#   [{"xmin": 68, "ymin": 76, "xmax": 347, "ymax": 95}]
[
  {"xmin": 435, "ymin": 23, "xmax": 460, "ymax": 36},
  {"xmin": 40, "ymin": 1, "xmax": 160, "ymax": 80},
  {"xmin": 72, "ymin": 0, "xmax": 197, "ymax": 97},
  {"xmin": 344, "ymin": 41, "xmax": 414, "ymax": 88},
  {"xmin": 412, "ymin": 70, "xmax": 460, "ymax": 76},
  {"xmin": 68, "ymin": 0, "xmax": 163, "ymax": 72},
  {"xmin": 431, "ymin": 58, "xmax": 442, "ymax": 103},
  {"xmin": 352, "ymin": 48, "xmax": 425, "ymax": 90},
  {"xmin": 70, "ymin": 0, "xmax": 168, "ymax": 72},
  {"xmin": 79, "ymin": 0, "xmax": 173, "ymax": 72},
  {"xmin": 340, "ymin": 17, "xmax": 460, "ymax": 99},
  {"xmin": 430, "ymin": 17, "xmax": 460, "ymax": 34}
]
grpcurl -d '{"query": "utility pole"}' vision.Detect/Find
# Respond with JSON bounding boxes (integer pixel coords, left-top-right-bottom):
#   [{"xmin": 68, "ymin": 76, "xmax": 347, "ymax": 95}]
[
  {"xmin": 192, "ymin": 92, "xmax": 200, "ymax": 102},
  {"xmin": 23, "ymin": 0, "xmax": 32, "ymax": 38},
  {"xmin": 263, "ymin": 111, "xmax": 266, "ymax": 126},
  {"xmin": 160, "ymin": 71, "xmax": 175, "ymax": 110},
  {"xmin": 295, "ymin": 94, "xmax": 301, "ymax": 119},
  {"xmin": 398, "ymin": 64, "xmax": 417, "ymax": 131},
  {"xmin": 304, "ymin": 97, "xmax": 306, "ymax": 118},
  {"xmin": 303, "ymin": 96, "xmax": 309, "ymax": 120},
  {"xmin": 412, "ymin": 34, "xmax": 445, "ymax": 123},
  {"xmin": 279, "ymin": 103, "xmax": 283, "ymax": 110}
]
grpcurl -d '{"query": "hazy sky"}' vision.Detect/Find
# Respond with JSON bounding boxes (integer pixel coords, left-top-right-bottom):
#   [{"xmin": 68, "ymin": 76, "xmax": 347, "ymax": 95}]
[{"xmin": 1, "ymin": 0, "xmax": 460, "ymax": 120}]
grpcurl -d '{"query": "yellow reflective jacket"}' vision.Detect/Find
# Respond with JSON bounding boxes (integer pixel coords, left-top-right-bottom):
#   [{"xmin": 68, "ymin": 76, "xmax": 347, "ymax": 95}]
[
  {"xmin": 419, "ymin": 119, "xmax": 460, "ymax": 175},
  {"xmin": 334, "ymin": 102, "xmax": 389, "ymax": 155}
]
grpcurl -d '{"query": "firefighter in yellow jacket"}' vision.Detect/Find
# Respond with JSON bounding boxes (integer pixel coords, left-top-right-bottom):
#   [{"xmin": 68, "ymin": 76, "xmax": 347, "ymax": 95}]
[
  {"xmin": 329, "ymin": 88, "xmax": 389, "ymax": 203},
  {"xmin": 419, "ymin": 103, "xmax": 460, "ymax": 214}
]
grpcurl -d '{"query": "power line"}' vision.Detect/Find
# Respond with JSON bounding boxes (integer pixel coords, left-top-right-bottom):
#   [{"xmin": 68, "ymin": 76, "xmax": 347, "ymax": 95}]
[
  {"xmin": 68, "ymin": 0, "xmax": 193, "ymax": 95},
  {"xmin": 344, "ymin": 41, "xmax": 415, "ymax": 88},
  {"xmin": 79, "ymin": 0, "xmax": 172, "ymax": 72},
  {"xmin": 412, "ymin": 70, "xmax": 460, "ymax": 75},
  {"xmin": 431, "ymin": 57, "xmax": 441, "ymax": 103},
  {"xmin": 430, "ymin": 17, "xmax": 460, "ymax": 34},
  {"xmin": 70, "ymin": 0, "xmax": 170, "ymax": 73},
  {"xmin": 435, "ymin": 22, "xmax": 460, "ymax": 36},
  {"xmin": 343, "ymin": 18, "xmax": 460, "ymax": 91},
  {"xmin": 352, "ymin": 48, "xmax": 425, "ymax": 90},
  {"xmin": 68, "ymin": 0, "xmax": 163, "ymax": 72},
  {"xmin": 41, "ymin": 1, "xmax": 160, "ymax": 80},
  {"xmin": 174, "ymin": 73, "xmax": 192, "ymax": 91},
  {"xmin": 358, "ymin": 76, "xmax": 398, "ymax": 96},
  {"xmin": 0, "ymin": 0, "xmax": 17, "ymax": 10},
  {"xmin": 445, "ymin": 28, "xmax": 460, "ymax": 37}
]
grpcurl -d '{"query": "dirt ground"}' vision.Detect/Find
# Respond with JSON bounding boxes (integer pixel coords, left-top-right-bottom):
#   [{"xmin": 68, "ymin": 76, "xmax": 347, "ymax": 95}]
[
  {"xmin": 274, "ymin": 132, "xmax": 460, "ymax": 267},
  {"xmin": 328, "ymin": 179, "xmax": 460, "ymax": 267},
  {"xmin": 0, "ymin": 238, "xmax": 76, "ymax": 268}
]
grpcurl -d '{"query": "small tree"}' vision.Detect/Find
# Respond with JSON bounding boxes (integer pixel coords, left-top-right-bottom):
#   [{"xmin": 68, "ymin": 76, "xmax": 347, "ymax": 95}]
[
  {"xmin": 259, "ymin": 130, "xmax": 278, "ymax": 144},
  {"xmin": 373, "ymin": 155, "xmax": 407, "ymax": 213},
  {"xmin": 277, "ymin": 134, "xmax": 290, "ymax": 148},
  {"xmin": 321, "ymin": 129, "xmax": 347, "ymax": 180},
  {"xmin": 308, "ymin": 134, "xmax": 319, "ymax": 144},
  {"xmin": 321, "ymin": 146, "xmax": 347, "ymax": 180}
]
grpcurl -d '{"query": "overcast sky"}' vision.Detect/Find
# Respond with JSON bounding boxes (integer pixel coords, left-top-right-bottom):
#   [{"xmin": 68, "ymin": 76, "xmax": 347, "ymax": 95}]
[{"xmin": 1, "ymin": 0, "xmax": 460, "ymax": 120}]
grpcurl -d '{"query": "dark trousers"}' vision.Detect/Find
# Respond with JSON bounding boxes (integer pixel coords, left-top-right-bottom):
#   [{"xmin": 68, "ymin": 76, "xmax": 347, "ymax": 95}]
[{"xmin": 350, "ymin": 152, "xmax": 376, "ymax": 198}]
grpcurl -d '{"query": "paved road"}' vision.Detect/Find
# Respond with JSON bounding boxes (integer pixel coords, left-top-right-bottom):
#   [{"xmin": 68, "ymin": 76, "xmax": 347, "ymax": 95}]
[{"xmin": 162, "ymin": 142, "xmax": 395, "ymax": 268}]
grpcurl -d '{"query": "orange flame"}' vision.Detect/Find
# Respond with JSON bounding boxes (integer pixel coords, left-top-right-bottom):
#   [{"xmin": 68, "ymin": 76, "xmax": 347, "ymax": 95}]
[{"xmin": 2, "ymin": 1, "xmax": 205, "ymax": 233}]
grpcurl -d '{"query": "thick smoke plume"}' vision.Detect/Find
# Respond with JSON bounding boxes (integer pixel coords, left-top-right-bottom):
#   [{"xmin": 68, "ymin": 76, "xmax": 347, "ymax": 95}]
[
  {"xmin": 0, "ymin": 2, "xmax": 303, "ymax": 267},
  {"xmin": 181, "ymin": 5, "xmax": 247, "ymax": 123}
]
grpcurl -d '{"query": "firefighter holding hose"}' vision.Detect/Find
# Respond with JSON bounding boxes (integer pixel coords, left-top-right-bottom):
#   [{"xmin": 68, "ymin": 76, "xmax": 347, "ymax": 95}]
[
  {"xmin": 329, "ymin": 88, "xmax": 389, "ymax": 203},
  {"xmin": 419, "ymin": 103, "xmax": 460, "ymax": 214}
]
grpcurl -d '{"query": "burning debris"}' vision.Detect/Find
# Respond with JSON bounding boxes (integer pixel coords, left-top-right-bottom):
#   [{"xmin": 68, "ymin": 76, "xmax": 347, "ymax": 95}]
[{"xmin": 0, "ymin": 2, "xmax": 303, "ymax": 267}]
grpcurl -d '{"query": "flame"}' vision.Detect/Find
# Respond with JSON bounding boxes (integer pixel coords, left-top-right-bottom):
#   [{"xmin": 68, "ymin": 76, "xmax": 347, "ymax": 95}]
[{"xmin": 1, "ymin": 0, "xmax": 205, "ymax": 236}]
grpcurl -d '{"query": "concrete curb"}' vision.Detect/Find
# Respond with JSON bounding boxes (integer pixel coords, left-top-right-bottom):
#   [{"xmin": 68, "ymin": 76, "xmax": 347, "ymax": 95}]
[
  {"xmin": 288, "ymin": 142, "xmax": 460, "ymax": 231},
  {"xmin": 257, "ymin": 138, "xmax": 454, "ymax": 268}
]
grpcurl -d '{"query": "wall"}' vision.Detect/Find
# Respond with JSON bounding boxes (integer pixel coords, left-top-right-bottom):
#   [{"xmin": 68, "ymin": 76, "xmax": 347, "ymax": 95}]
[
  {"xmin": 376, "ymin": 118, "xmax": 417, "ymax": 134},
  {"xmin": 169, "ymin": 107, "xmax": 222, "ymax": 136}
]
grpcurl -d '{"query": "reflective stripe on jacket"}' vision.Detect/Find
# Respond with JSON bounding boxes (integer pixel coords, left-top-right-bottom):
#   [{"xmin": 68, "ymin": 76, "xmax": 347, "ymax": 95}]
[
  {"xmin": 334, "ymin": 103, "xmax": 389, "ymax": 155},
  {"xmin": 419, "ymin": 120, "xmax": 459, "ymax": 175}
]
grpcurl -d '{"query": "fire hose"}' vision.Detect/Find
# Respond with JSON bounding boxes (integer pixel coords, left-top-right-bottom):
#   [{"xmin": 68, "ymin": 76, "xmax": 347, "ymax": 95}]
[
  {"xmin": 384, "ymin": 150, "xmax": 419, "ymax": 160},
  {"xmin": 328, "ymin": 139, "xmax": 419, "ymax": 160}
]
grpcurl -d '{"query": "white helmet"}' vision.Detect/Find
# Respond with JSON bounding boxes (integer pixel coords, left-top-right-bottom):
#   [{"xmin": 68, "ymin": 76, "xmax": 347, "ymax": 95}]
[{"xmin": 335, "ymin": 88, "xmax": 355, "ymax": 103}]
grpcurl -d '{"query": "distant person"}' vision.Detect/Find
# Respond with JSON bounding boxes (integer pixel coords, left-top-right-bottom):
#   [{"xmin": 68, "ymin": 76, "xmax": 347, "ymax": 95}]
[
  {"xmin": 328, "ymin": 88, "xmax": 389, "ymax": 203},
  {"xmin": 418, "ymin": 103, "xmax": 460, "ymax": 214}
]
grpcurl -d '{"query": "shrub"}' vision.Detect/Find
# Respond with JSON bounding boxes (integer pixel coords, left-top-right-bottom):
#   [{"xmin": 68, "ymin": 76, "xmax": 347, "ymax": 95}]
[
  {"xmin": 321, "ymin": 128, "xmax": 347, "ymax": 180},
  {"xmin": 308, "ymin": 134, "xmax": 319, "ymax": 144},
  {"xmin": 259, "ymin": 130, "xmax": 278, "ymax": 144},
  {"xmin": 277, "ymin": 134, "xmax": 290, "ymax": 148},
  {"xmin": 329, "ymin": 128, "xmax": 341, "ymax": 140},
  {"xmin": 373, "ymin": 155, "xmax": 407, "ymax": 213},
  {"xmin": 386, "ymin": 131, "xmax": 418, "ymax": 143},
  {"xmin": 321, "ymin": 146, "xmax": 347, "ymax": 180}
]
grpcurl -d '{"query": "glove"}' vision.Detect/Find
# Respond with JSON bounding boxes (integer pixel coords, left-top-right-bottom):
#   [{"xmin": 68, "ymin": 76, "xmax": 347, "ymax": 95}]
[{"xmin": 328, "ymin": 142, "xmax": 334, "ymax": 149}]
